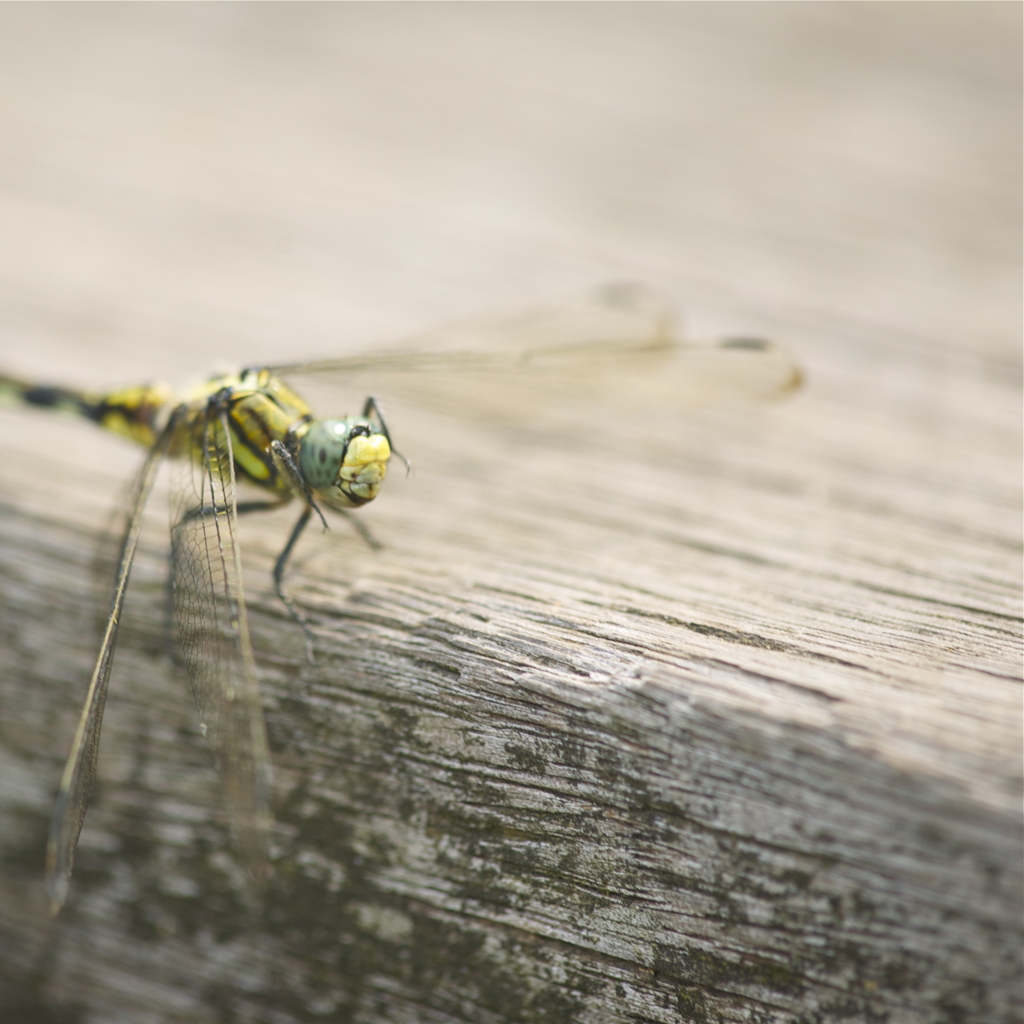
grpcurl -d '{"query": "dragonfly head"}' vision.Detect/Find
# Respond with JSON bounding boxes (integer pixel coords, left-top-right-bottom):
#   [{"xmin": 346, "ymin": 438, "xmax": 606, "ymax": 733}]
[{"xmin": 299, "ymin": 418, "xmax": 391, "ymax": 510}]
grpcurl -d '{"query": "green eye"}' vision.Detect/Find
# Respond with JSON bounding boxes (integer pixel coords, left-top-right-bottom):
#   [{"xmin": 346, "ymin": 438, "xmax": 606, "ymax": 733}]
[{"xmin": 299, "ymin": 418, "xmax": 361, "ymax": 490}]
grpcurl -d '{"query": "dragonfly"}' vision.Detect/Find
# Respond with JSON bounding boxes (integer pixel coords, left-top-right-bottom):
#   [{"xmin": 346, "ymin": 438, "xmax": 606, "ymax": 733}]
[{"xmin": 0, "ymin": 283, "xmax": 802, "ymax": 913}]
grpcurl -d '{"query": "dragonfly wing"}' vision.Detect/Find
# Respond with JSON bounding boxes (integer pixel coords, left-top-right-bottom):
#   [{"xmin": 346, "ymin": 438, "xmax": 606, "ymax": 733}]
[
  {"xmin": 170, "ymin": 401, "xmax": 272, "ymax": 884},
  {"xmin": 264, "ymin": 283, "xmax": 801, "ymax": 420},
  {"xmin": 266, "ymin": 283, "xmax": 678, "ymax": 377},
  {"xmin": 46, "ymin": 410, "xmax": 180, "ymax": 913}
]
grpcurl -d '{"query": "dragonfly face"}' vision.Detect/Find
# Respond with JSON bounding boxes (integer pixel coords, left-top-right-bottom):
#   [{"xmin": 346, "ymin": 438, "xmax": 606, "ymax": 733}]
[{"xmin": 298, "ymin": 417, "xmax": 392, "ymax": 510}]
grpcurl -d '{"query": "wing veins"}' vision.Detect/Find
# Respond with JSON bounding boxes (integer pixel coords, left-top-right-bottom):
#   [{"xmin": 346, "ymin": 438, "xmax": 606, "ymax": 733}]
[
  {"xmin": 45, "ymin": 406, "xmax": 183, "ymax": 914},
  {"xmin": 171, "ymin": 403, "xmax": 271, "ymax": 884}
]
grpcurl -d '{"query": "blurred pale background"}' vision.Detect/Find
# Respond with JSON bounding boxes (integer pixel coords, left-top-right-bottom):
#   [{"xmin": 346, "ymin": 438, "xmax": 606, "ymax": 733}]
[{"xmin": 0, "ymin": 6, "xmax": 1019, "ymax": 1024}]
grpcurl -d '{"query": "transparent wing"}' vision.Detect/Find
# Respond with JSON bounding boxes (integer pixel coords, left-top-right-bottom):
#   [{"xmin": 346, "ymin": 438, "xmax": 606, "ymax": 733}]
[
  {"xmin": 46, "ymin": 411, "xmax": 179, "ymax": 914},
  {"xmin": 169, "ymin": 401, "xmax": 272, "ymax": 884},
  {"xmin": 267, "ymin": 283, "xmax": 802, "ymax": 421}
]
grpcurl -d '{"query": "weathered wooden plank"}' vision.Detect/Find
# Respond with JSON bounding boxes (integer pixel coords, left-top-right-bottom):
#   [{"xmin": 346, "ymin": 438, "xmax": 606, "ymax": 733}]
[{"xmin": 0, "ymin": 5, "xmax": 1020, "ymax": 1024}]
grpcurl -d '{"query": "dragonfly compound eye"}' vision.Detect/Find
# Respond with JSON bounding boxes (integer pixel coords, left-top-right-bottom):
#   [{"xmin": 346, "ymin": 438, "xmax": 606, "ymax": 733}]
[{"xmin": 299, "ymin": 418, "xmax": 391, "ymax": 509}]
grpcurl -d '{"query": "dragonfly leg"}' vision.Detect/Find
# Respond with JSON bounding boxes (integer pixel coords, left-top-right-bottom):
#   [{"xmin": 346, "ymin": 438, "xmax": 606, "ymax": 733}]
[
  {"xmin": 270, "ymin": 439, "xmax": 329, "ymax": 529},
  {"xmin": 335, "ymin": 508, "xmax": 382, "ymax": 551},
  {"xmin": 271, "ymin": 502, "xmax": 384, "ymax": 660},
  {"xmin": 274, "ymin": 506, "xmax": 317, "ymax": 663},
  {"xmin": 363, "ymin": 396, "xmax": 410, "ymax": 474}
]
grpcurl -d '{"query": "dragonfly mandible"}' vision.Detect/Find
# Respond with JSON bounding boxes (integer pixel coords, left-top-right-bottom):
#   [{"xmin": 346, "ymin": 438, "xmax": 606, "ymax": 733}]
[{"xmin": 0, "ymin": 284, "xmax": 802, "ymax": 912}]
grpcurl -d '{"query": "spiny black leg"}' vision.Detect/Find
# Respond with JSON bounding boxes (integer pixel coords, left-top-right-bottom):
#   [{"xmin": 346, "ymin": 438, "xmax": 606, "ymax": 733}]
[
  {"xmin": 270, "ymin": 439, "xmax": 328, "ymax": 529},
  {"xmin": 361, "ymin": 395, "xmax": 390, "ymax": 442},
  {"xmin": 362, "ymin": 395, "xmax": 410, "ymax": 474},
  {"xmin": 235, "ymin": 499, "xmax": 293, "ymax": 518},
  {"xmin": 337, "ymin": 508, "xmax": 382, "ymax": 551},
  {"xmin": 177, "ymin": 498, "xmax": 289, "ymax": 525},
  {"xmin": 274, "ymin": 506, "xmax": 316, "ymax": 663}
]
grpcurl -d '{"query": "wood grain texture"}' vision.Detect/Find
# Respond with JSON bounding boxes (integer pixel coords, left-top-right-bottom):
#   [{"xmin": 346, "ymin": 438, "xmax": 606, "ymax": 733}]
[{"xmin": 0, "ymin": 6, "xmax": 1020, "ymax": 1024}]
